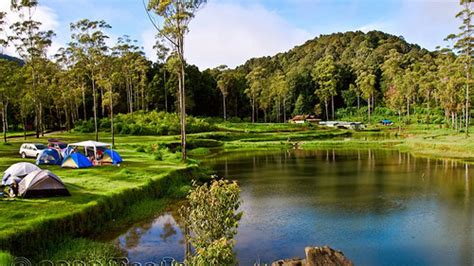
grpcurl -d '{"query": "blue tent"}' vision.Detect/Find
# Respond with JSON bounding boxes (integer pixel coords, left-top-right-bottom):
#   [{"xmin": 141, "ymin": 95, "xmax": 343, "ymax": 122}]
[
  {"xmin": 36, "ymin": 149, "xmax": 61, "ymax": 165},
  {"xmin": 61, "ymin": 153, "xmax": 93, "ymax": 168},
  {"xmin": 62, "ymin": 146, "xmax": 74, "ymax": 158},
  {"xmin": 103, "ymin": 149, "xmax": 123, "ymax": 165}
]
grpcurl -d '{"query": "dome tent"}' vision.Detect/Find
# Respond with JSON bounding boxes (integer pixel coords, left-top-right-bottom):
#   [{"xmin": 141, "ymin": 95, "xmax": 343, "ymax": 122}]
[
  {"xmin": 102, "ymin": 149, "xmax": 123, "ymax": 165},
  {"xmin": 61, "ymin": 153, "xmax": 93, "ymax": 168},
  {"xmin": 2, "ymin": 162, "xmax": 40, "ymax": 186},
  {"xmin": 36, "ymin": 148, "xmax": 61, "ymax": 165},
  {"xmin": 18, "ymin": 170, "xmax": 70, "ymax": 198}
]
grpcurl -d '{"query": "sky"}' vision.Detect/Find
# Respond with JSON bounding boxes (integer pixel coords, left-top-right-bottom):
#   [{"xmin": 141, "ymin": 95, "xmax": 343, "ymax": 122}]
[{"xmin": 0, "ymin": 0, "xmax": 462, "ymax": 70}]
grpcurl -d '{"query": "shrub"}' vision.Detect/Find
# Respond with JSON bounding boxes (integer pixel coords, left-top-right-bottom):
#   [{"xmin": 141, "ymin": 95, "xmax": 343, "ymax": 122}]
[
  {"xmin": 153, "ymin": 151, "xmax": 163, "ymax": 161},
  {"xmin": 73, "ymin": 111, "xmax": 216, "ymax": 136},
  {"xmin": 180, "ymin": 179, "xmax": 242, "ymax": 265}
]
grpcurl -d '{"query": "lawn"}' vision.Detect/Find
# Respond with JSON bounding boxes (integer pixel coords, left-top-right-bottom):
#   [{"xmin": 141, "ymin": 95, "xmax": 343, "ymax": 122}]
[
  {"xmin": 1, "ymin": 122, "xmax": 474, "ymax": 261},
  {"xmin": 0, "ymin": 132, "xmax": 194, "ymax": 258}
]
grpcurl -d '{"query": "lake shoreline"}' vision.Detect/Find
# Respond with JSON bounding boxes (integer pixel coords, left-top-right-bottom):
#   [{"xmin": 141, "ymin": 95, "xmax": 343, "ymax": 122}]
[{"xmin": 1, "ymin": 123, "xmax": 474, "ymax": 263}]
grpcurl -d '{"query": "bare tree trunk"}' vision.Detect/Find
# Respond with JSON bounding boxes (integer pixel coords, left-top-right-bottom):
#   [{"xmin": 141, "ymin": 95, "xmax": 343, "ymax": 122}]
[
  {"xmin": 82, "ymin": 86, "xmax": 87, "ymax": 120},
  {"xmin": 23, "ymin": 117, "xmax": 27, "ymax": 140},
  {"xmin": 251, "ymin": 97, "xmax": 255, "ymax": 123},
  {"xmin": 325, "ymin": 100, "xmax": 329, "ymax": 121},
  {"xmin": 164, "ymin": 70, "xmax": 168, "ymax": 112},
  {"xmin": 64, "ymin": 106, "xmax": 69, "ymax": 132},
  {"xmin": 141, "ymin": 79, "xmax": 145, "ymax": 111},
  {"xmin": 283, "ymin": 98, "xmax": 287, "ymax": 122},
  {"xmin": 110, "ymin": 87, "xmax": 115, "ymax": 146},
  {"xmin": 407, "ymin": 98, "xmax": 410, "ymax": 118},
  {"xmin": 179, "ymin": 61, "xmax": 186, "ymax": 161},
  {"xmin": 57, "ymin": 106, "xmax": 63, "ymax": 132},
  {"xmin": 92, "ymin": 75, "xmax": 99, "ymax": 141},
  {"xmin": 357, "ymin": 95, "xmax": 360, "ymax": 110},
  {"xmin": 40, "ymin": 102, "xmax": 44, "ymax": 137},
  {"xmin": 223, "ymin": 94, "xmax": 226, "ymax": 121},
  {"xmin": 452, "ymin": 111, "xmax": 456, "ymax": 130},
  {"xmin": 101, "ymin": 88, "xmax": 105, "ymax": 117},
  {"xmin": 367, "ymin": 97, "xmax": 371, "ymax": 122},
  {"xmin": 331, "ymin": 95, "xmax": 335, "ymax": 120},
  {"xmin": 178, "ymin": 34, "xmax": 187, "ymax": 161},
  {"xmin": 2, "ymin": 101, "xmax": 7, "ymax": 143},
  {"xmin": 466, "ymin": 67, "xmax": 470, "ymax": 137}
]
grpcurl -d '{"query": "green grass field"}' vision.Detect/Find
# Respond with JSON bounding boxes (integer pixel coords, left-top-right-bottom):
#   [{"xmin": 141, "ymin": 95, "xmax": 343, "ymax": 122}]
[
  {"xmin": 0, "ymin": 133, "xmax": 186, "ymax": 235},
  {"xmin": 1, "ymin": 122, "xmax": 474, "ymax": 261}
]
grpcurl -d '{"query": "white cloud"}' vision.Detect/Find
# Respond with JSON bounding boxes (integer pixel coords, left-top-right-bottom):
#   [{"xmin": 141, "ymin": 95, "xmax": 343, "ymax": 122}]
[
  {"xmin": 142, "ymin": 28, "xmax": 157, "ymax": 62},
  {"xmin": 0, "ymin": 1, "xmax": 60, "ymax": 57},
  {"xmin": 357, "ymin": 0, "xmax": 460, "ymax": 50},
  {"xmin": 186, "ymin": 2, "xmax": 312, "ymax": 69},
  {"xmin": 142, "ymin": 2, "xmax": 312, "ymax": 70}
]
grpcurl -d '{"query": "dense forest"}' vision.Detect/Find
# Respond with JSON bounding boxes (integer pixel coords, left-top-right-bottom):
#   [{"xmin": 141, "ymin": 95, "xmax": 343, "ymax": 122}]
[{"xmin": 0, "ymin": 1, "xmax": 472, "ymax": 141}]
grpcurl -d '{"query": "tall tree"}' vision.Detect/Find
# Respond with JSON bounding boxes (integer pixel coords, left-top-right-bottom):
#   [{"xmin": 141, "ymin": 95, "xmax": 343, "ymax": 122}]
[
  {"xmin": 269, "ymin": 71, "xmax": 289, "ymax": 122},
  {"xmin": 9, "ymin": 0, "xmax": 55, "ymax": 138},
  {"xmin": 70, "ymin": 19, "xmax": 111, "ymax": 141},
  {"xmin": 447, "ymin": 0, "xmax": 474, "ymax": 136},
  {"xmin": 245, "ymin": 66, "xmax": 265, "ymax": 123},
  {"xmin": 97, "ymin": 55, "xmax": 119, "ymax": 146},
  {"xmin": 146, "ymin": 0, "xmax": 206, "ymax": 161},
  {"xmin": 0, "ymin": 60, "xmax": 22, "ymax": 142},
  {"xmin": 153, "ymin": 37, "xmax": 170, "ymax": 112},
  {"xmin": 217, "ymin": 67, "xmax": 234, "ymax": 121},
  {"xmin": 312, "ymin": 55, "xmax": 339, "ymax": 121}
]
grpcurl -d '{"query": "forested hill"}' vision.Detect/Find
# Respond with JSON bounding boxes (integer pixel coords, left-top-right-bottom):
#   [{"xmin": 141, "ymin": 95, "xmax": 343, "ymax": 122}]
[
  {"xmin": 227, "ymin": 30, "xmax": 436, "ymax": 122},
  {"xmin": 241, "ymin": 30, "xmax": 425, "ymax": 72},
  {"xmin": 0, "ymin": 54, "xmax": 24, "ymax": 65},
  {"xmin": 0, "ymin": 29, "xmax": 463, "ymax": 135}
]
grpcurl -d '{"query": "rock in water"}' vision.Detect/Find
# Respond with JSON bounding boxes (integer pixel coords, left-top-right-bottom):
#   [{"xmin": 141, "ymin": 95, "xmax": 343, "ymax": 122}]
[
  {"xmin": 271, "ymin": 246, "xmax": 353, "ymax": 266},
  {"xmin": 271, "ymin": 257, "xmax": 304, "ymax": 266},
  {"xmin": 305, "ymin": 246, "xmax": 353, "ymax": 266}
]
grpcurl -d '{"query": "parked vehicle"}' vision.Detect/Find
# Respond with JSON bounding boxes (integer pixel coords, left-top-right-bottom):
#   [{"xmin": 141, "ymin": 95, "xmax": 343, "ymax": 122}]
[
  {"xmin": 48, "ymin": 140, "xmax": 68, "ymax": 156},
  {"xmin": 19, "ymin": 143, "xmax": 47, "ymax": 158}
]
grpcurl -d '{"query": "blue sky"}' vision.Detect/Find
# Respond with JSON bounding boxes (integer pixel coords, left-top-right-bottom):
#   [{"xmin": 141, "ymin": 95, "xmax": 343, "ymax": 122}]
[{"xmin": 0, "ymin": 0, "xmax": 461, "ymax": 69}]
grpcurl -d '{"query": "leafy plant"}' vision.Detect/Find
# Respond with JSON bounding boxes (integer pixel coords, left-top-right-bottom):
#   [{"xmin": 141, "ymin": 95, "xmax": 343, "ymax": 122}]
[{"xmin": 180, "ymin": 179, "xmax": 242, "ymax": 265}]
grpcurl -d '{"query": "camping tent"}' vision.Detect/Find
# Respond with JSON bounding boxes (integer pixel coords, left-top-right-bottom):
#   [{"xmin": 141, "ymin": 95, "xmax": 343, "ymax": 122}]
[
  {"xmin": 61, "ymin": 153, "xmax": 93, "ymax": 168},
  {"xmin": 62, "ymin": 146, "xmax": 74, "ymax": 158},
  {"xmin": 36, "ymin": 148, "xmax": 61, "ymax": 165},
  {"xmin": 2, "ymin": 162, "xmax": 40, "ymax": 185},
  {"xmin": 68, "ymin": 141, "xmax": 111, "ymax": 159},
  {"xmin": 102, "ymin": 149, "xmax": 123, "ymax": 165},
  {"xmin": 18, "ymin": 170, "xmax": 70, "ymax": 198}
]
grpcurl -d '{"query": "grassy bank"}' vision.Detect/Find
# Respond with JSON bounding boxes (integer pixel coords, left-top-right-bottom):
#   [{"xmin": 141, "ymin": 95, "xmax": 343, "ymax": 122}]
[
  {"xmin": 0, "ymin": 132, "xmax": 204, "ymax": 260},
  {"xmin": 1, "ymin": 121, "xmax": 474, "ymax": 262},
  {"xmin": 212, "ymin": 122, "xmax": 474, "ymax": 164}
]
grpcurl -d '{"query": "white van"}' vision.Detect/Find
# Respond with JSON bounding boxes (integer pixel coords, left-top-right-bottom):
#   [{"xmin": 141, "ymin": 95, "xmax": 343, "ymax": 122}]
[{"xmin": 19, "ymin": 143, "xmax": 46, "ymax": 158}]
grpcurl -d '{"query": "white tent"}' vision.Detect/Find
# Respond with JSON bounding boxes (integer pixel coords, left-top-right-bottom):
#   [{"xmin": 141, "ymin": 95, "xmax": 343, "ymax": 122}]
[
  {"xmin": 67, "ymin": 140, "xmax": 113, "ymax": 163},
  {"xmin": 18, "ymin": 170, "xmax": 70, "ymax": 198},
  {"xmin": 2, "ymin": 162, "xmax": 41, "ymax": 186}
]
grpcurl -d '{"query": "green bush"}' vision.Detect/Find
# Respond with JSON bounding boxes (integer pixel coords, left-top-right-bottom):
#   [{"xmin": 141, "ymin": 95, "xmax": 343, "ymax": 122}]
[
  {"xmin": 73, "ymin": 111, "xmax": 216, "ymax": 136},
  {"xmin": 154, "ymin": 151, "xmax": 163, "ymax": 161},
  {"xmin": 0, "ymin": 252, "xmax": 13, "ymax": 265}
]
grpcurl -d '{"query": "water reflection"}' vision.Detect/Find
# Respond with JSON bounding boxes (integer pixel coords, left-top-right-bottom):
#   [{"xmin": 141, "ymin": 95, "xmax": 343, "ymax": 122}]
[{"xmin": 111, "ymin": 149, "xmax": 473, "ymax": 266}]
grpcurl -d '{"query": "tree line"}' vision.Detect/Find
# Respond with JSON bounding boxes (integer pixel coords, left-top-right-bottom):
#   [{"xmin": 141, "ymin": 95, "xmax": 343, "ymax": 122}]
[{"xmin": 0, "ymin": 0, "xmax": 472, "ymax": 145}]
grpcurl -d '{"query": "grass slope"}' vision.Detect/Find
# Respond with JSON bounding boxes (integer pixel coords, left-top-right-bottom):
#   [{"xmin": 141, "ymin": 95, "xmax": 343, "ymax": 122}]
[{"xmin": 1, "ymin": 122, "xmax": 474, "ymax": 261}]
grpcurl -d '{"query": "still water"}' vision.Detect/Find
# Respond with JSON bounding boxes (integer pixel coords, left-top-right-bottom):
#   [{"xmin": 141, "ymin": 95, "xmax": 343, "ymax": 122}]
[{"xmin": 113, "ymin": 149, "xmax": 473, "ymax": 265}]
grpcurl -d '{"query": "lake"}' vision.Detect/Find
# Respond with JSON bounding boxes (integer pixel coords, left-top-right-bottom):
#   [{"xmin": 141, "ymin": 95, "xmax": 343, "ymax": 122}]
[{"xmin": 112, "ymin": 149, "xmax": 473, "ymax": 265}]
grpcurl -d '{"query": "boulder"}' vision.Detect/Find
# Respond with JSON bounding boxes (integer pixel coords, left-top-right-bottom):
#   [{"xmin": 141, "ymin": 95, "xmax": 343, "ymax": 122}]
[
  {"xmin": 272, "ymin": 246, "xmax": 353, "ymax": 266},
  {"xmin": 305, "ymin": 246, "xmax": 353, "ymax": 266},
  {"xmin": 271, "ymin": 257, "xmax": 304, "ymax": 266}
]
